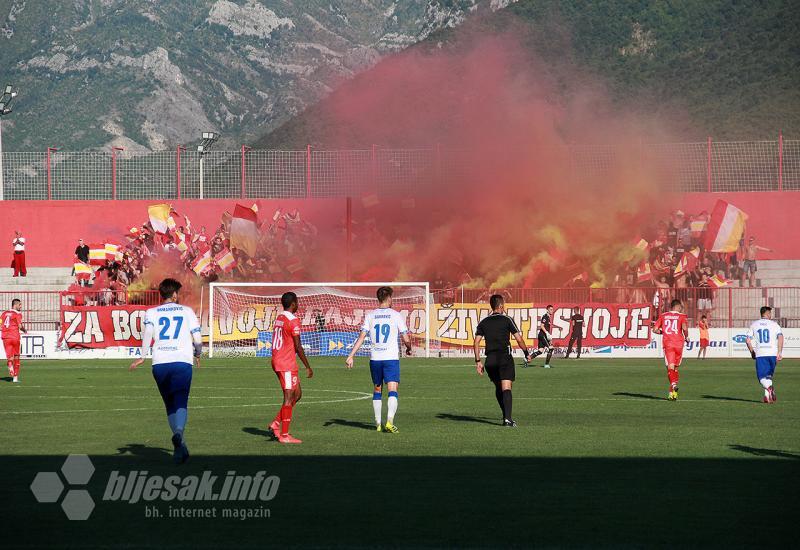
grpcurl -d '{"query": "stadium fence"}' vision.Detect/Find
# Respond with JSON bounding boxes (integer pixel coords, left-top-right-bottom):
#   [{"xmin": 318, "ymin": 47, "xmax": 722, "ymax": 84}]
[
  {"xmin": 9, "ymin": 286, "xmax": 800, "ymax": 335},
  {"xmin": 1, "ymin": 137, "xmax": 798, "ymax": 200}
]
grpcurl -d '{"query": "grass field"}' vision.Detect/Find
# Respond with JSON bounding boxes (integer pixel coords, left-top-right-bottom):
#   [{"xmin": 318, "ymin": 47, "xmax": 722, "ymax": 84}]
[{"xmin": 1, "ymin": 357, "xmax": 798, "ymax": 548}]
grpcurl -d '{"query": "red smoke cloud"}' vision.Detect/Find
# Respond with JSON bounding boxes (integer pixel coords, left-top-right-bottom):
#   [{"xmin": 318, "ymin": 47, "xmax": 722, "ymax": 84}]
[{"xmin": 313, "ymin": 26, "xmax": 678, "ymax": 287}]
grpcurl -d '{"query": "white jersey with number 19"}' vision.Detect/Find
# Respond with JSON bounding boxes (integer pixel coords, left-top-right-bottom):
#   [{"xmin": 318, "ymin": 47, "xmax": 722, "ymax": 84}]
[
  {"xmin": 361, "ymin": 308, "xmax": 408, "ymax": 361},
  {"xmin": 143, "ymin": 303, "xmax": 201, "ymax": 365}
]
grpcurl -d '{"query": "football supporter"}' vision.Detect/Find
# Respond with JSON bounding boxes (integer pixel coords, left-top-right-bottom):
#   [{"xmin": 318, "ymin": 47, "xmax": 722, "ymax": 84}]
[
  {"xmin": 11, "ymin": 230, "xmax": 26, "ymax": 277},
  {"xmin": 698, "ymin": 315, "xmax": 710, "ymax": 359}
]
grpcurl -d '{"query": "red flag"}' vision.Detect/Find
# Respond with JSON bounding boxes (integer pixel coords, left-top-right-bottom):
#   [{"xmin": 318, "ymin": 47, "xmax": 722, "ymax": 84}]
[{"xmin": 88, "ymin": 243, "xmax": 107, "ymax": 266}]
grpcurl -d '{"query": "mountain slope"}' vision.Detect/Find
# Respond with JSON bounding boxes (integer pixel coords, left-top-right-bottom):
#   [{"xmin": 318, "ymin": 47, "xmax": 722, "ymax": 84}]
[
  {"xmin": 254, "ymin": 0, "xmax": 800, "ymax": 148},
  {"xmin": 0, "ymin": 0, "xmax": 510, "ymax": 151}
]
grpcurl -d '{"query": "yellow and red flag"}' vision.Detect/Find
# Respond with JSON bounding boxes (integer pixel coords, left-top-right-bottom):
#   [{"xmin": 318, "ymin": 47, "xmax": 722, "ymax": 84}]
[
  {"xmin": 88, "ymin": 243, "xmax": 108, "ymax": 266},
  {"xmin": 214, "ymin": 249, "xmax": 236, "ymax": 273},
  {"xmin": 191, "ymin": 250, "xmax": 212, "ymax": 275},
  {"xmin": 674, "ymin": 247, "xmax": 701, "ymax": 276},
  {"xmin": 148, "ymin": 204, "xmax": 171, "ymax": 234},
  {"xmin": 704, "ymin": 200, "xmax": 748, "ymax": 252},
  {"xmin": 230, "ymin": 204, "xmax": 259, "ymax": 257}
]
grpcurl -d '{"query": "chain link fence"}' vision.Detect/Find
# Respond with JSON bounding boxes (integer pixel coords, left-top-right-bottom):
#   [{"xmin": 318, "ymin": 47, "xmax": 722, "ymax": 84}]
[{"xmin": 1, "ymin": 139, "xmax": 798, "ymax": 200}]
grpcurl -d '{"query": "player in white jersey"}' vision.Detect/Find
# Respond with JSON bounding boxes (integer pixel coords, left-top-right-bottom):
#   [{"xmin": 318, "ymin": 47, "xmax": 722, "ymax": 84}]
[
  {"xmin": 745, "ymin": 306, "xmax": 784, "ymax": 403},
  {"xmin": 130, "ymin": 278, "xmax": 202, "ymax": 463},
  {"xmin": 345, "ymin": 286, "xmax": 412, "ymax": 433}
]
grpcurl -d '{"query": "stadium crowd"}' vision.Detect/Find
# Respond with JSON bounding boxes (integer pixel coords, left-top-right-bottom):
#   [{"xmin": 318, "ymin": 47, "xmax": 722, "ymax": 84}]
[{"xmin": 66, "ymin": 207, "xmax": 319, "ymax": 305}]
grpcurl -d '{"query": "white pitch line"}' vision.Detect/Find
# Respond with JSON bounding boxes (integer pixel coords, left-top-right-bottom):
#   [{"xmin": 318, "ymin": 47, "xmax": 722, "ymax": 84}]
[
  {"xmin": 0, "ymin": 390, "xmax": 371, "ymax": 415},
  {"xmin": 403, "ymin": 396, "xmax": 786, "ymax": 403}
]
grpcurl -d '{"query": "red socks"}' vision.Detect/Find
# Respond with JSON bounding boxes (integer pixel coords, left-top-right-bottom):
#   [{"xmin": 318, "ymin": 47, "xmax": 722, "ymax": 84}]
[
  {"xmin": 14, "ymin": 358, "xmax": 20, "ymax": 377},
  {"xmin": 280, "ymin": 405, "xmax": 293, "ymax": 436},
  {"xmin": 667, "ymin": 368, "xmax": 679, "ymax": 388}
]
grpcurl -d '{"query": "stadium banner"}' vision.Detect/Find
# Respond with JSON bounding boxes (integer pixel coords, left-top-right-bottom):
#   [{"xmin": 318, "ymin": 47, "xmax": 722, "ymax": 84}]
[
  {"xmin": 211, "ymin": 303, "xmax": 428, "ymax": 343},
  {"xmin": 16, "ymin": 327, "xmax": 800, "ymax": 359},
  {"xmin": 433, "ymin": 303, "xmax": 653, "ymax": 347},
  {"xmin": 59, "ymin": 305, "xmax": 148, "ymax": 349}
]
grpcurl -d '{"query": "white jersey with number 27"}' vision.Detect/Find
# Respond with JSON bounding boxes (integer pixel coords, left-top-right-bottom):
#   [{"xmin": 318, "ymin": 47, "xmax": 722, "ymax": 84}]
[
  {"xmin": 143, "ymin": 303, "xmax": 201, "ymax": 365},
  {"xmin": 747, "ymin": 318, "xmax": 782, "ymax": 358},
  {"xmin": 361, "ymin": 308, "xmax": 408, "ymax": 361}
]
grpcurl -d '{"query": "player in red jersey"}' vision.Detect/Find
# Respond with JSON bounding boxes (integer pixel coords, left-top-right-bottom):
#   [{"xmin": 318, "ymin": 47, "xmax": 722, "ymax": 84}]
[
  {"xmin": 652, "ymin": 298, "xmax": 689, "ymax": 400},
  {"xmin": 268, "ymin": 292, "xmax": 313, "ymax": 444},
  {"xmin": 1, "ymin": 299, "xmax": 27, "ymax": 383}
]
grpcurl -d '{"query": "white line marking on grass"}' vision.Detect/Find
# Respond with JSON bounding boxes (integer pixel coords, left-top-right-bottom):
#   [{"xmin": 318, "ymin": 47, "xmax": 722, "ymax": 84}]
[
  {"xmin": 0, "ymin": 389, "xmax": 371, "ymax": 415},
  {"xmin": 403, "ymin": 396, "xmax": 783, "ymax": 403}
]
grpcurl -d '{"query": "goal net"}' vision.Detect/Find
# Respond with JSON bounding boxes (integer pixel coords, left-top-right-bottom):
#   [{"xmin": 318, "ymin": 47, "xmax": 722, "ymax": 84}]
[{"xmin": 208, "ymin": 282, "xmax": 430, "ymax": 358}]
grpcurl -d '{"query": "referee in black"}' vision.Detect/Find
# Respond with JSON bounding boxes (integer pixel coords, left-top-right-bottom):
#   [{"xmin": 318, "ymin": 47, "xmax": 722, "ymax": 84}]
[{"xmin": 474, "ymin": 294, "xmax": 530, "ymax": 427}]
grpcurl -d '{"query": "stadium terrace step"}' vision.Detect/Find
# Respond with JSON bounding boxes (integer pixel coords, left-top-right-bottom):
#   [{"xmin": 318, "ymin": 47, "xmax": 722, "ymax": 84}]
[{"xmin": 0, "ymin": 267, "xmax": 73, "ymax": 292}]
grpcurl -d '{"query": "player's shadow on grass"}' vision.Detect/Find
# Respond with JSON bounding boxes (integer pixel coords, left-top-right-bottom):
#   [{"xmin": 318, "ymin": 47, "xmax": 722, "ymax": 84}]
[
  {"xmin": 243, "ymin": 427, "xmax": 277, "ymax": 439},
  {"xmin": 729, "ymin": 444, "xmax": 800, "ymax": 460},
  {"xmin": 322, "ymin": 418, "xmax": 376, "ymax": 431},
  {"xmin": 612, "ymin": 392, "xmax": 664, "ymax": 401},
  {"xmin": 436, "ymin": 413, "xmax": 498, "ymax": 425},
  {"xmin": 0, "ymin": 376, "xmax": 12, "ymax": 382},
  {"xmin": 702, "ymin": 394, "xmax": 761, "ymax": 403},
  {"xmin": 115, "ymin": 443, "xmax": 171, "ymax": 459}
]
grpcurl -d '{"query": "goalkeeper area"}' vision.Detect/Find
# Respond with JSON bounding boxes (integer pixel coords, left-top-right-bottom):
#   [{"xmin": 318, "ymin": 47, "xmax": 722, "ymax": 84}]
[
  {"xmin": 1, "ymin": 357, "xmax": 798, "ymax": 548},
  {"xmin": 208, "ymin": 282, "xmax": 430, "ymax": 358}
]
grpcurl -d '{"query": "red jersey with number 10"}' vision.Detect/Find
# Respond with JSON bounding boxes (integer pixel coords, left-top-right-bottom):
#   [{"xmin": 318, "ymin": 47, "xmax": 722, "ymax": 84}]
[
  {"xmin": 654, "ymin": 311, "xmax": 688, "ymax": 349},
  {"xmin": 1, "ymin": 310, "xmax": 23, "ymax": 340},
  {"xmin": 271, "ymin": 311, "xmax": 301, "ymax": 372}
]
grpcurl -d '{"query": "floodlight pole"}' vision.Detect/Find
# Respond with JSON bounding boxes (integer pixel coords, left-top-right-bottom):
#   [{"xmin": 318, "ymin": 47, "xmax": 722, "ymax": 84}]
[
  {"xmin": 47, "ymin": 147, "xmax": 58, "ymax": 200},
  {"xmin": 199, "ymin": 151, "xmax": 205, "ymax": 200},
  {"xmin": 0, "ymin": 84, "xmax": 19, "ymax": 201},
  {"xmin": 0, "ymin": 118, "xmax": 4, "ymax": 201},
  {"xmin": 111, "ymin": 146, "xmax": 124, "ymax": 200},
  {"xmin": 176, "ymin": 145, "xmax": 186, "ymax": 199},
  {"xmin": 197, "ymin": 132, "xmax": 220, "ymax": 200}
]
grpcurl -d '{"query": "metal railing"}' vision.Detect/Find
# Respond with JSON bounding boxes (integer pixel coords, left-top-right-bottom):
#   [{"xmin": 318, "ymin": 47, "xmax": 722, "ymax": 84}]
[{"xmin": 1, "ymin": 138, "xmax": 797, "ymax": 200}]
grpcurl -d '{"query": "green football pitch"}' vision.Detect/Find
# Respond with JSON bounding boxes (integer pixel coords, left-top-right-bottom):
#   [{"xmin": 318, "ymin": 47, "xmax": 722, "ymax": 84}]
[{"xmin": 1, "ymin": 357, "xmax": 798, "ymax": 548}]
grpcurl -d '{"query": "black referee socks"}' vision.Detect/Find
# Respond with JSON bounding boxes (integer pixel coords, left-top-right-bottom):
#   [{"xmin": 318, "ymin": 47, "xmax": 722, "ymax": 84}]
[{"xmin": 502, "ymin": 390, "xmax": 512, "ymax": 422}]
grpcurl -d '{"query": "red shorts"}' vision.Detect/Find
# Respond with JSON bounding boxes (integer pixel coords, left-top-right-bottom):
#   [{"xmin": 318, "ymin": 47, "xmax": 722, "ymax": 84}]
[
  {"xmin": 699, "ymin": 338, "xmax": 709, "ymax": 349},
  {"xmin": 664, "ymin": 346, "xmax": 684, "ymax": 367},
  {"xmin": 3, "ymin": 338, "xmax": 20, "ymax": 358},
  {"xmin": 274, "ymin": 370, "xmax": 299, "ymax": 391}
]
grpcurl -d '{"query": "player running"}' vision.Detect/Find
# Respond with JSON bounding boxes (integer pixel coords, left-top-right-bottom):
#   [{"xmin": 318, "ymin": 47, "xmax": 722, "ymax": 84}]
[
  {"xmin": 346, "ymin": 286, "xmax": 412, "ymax": 433},
  {"xmin": 1, "ymin": 299, "xmax": 27, "ymax": 383},
  {"xmin": 130, "ymin": 279, "xmax": 202, "ymax": 464},
  {"xmin": 745, "ymin": 306, "xmax": 783, "ymax": 403},
  {"xmin": 267, "ymin": 292, "xmax": 313, "ymax": 444},
  {"xmin": 652, "ymin": 298, "xmax": 689, "ymax": 400},
  {"xmin": 474, "ymin": 294, "xmax": 530, "ymax": 427},
  {"xmin": 530, "ymin": 304, "xmax": 555, "ymax": 368},
  {"xmin": 697, "ymin": 315, "xmax": 710, "ymax": 359}
]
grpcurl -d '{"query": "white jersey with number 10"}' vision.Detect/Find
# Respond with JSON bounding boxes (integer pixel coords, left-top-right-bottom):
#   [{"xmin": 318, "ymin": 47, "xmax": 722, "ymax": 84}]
[
  {"xmin": 747, "ymin": 318, "xmax": 782, "ymax": 358},
  {"xmin": 361, "ymin": 308, "xmax": 408, "ymax": 361}
]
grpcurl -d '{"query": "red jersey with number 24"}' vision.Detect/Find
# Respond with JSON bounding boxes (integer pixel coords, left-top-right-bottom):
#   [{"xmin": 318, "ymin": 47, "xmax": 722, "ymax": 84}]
[
  {"xmin": 654, "ymin": 311, "xmax": 688, "ymax": 349},
  {"xmin": 1, "ymin": 310, "xmax": 23, "ymax": 340},
  {"xmin": 271, "ymin": 311, "xmax": 301, "ymax": 372}
]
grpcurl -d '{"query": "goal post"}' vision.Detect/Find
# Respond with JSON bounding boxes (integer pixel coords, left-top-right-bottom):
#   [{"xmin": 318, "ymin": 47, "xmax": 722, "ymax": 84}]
[{"xmin": 208, "ymin": 282, "xmax": 430, "ymax": 359}]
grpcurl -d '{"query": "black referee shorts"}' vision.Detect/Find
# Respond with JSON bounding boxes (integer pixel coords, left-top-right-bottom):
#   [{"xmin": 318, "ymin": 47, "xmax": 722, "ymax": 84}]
[
  {"xmin": 484, "ymin": 352, "xmax": 515, "ymax": 383},
  {"xmin": 537, "ymin": 332, "xmax": 551, "ymax": 349}
]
